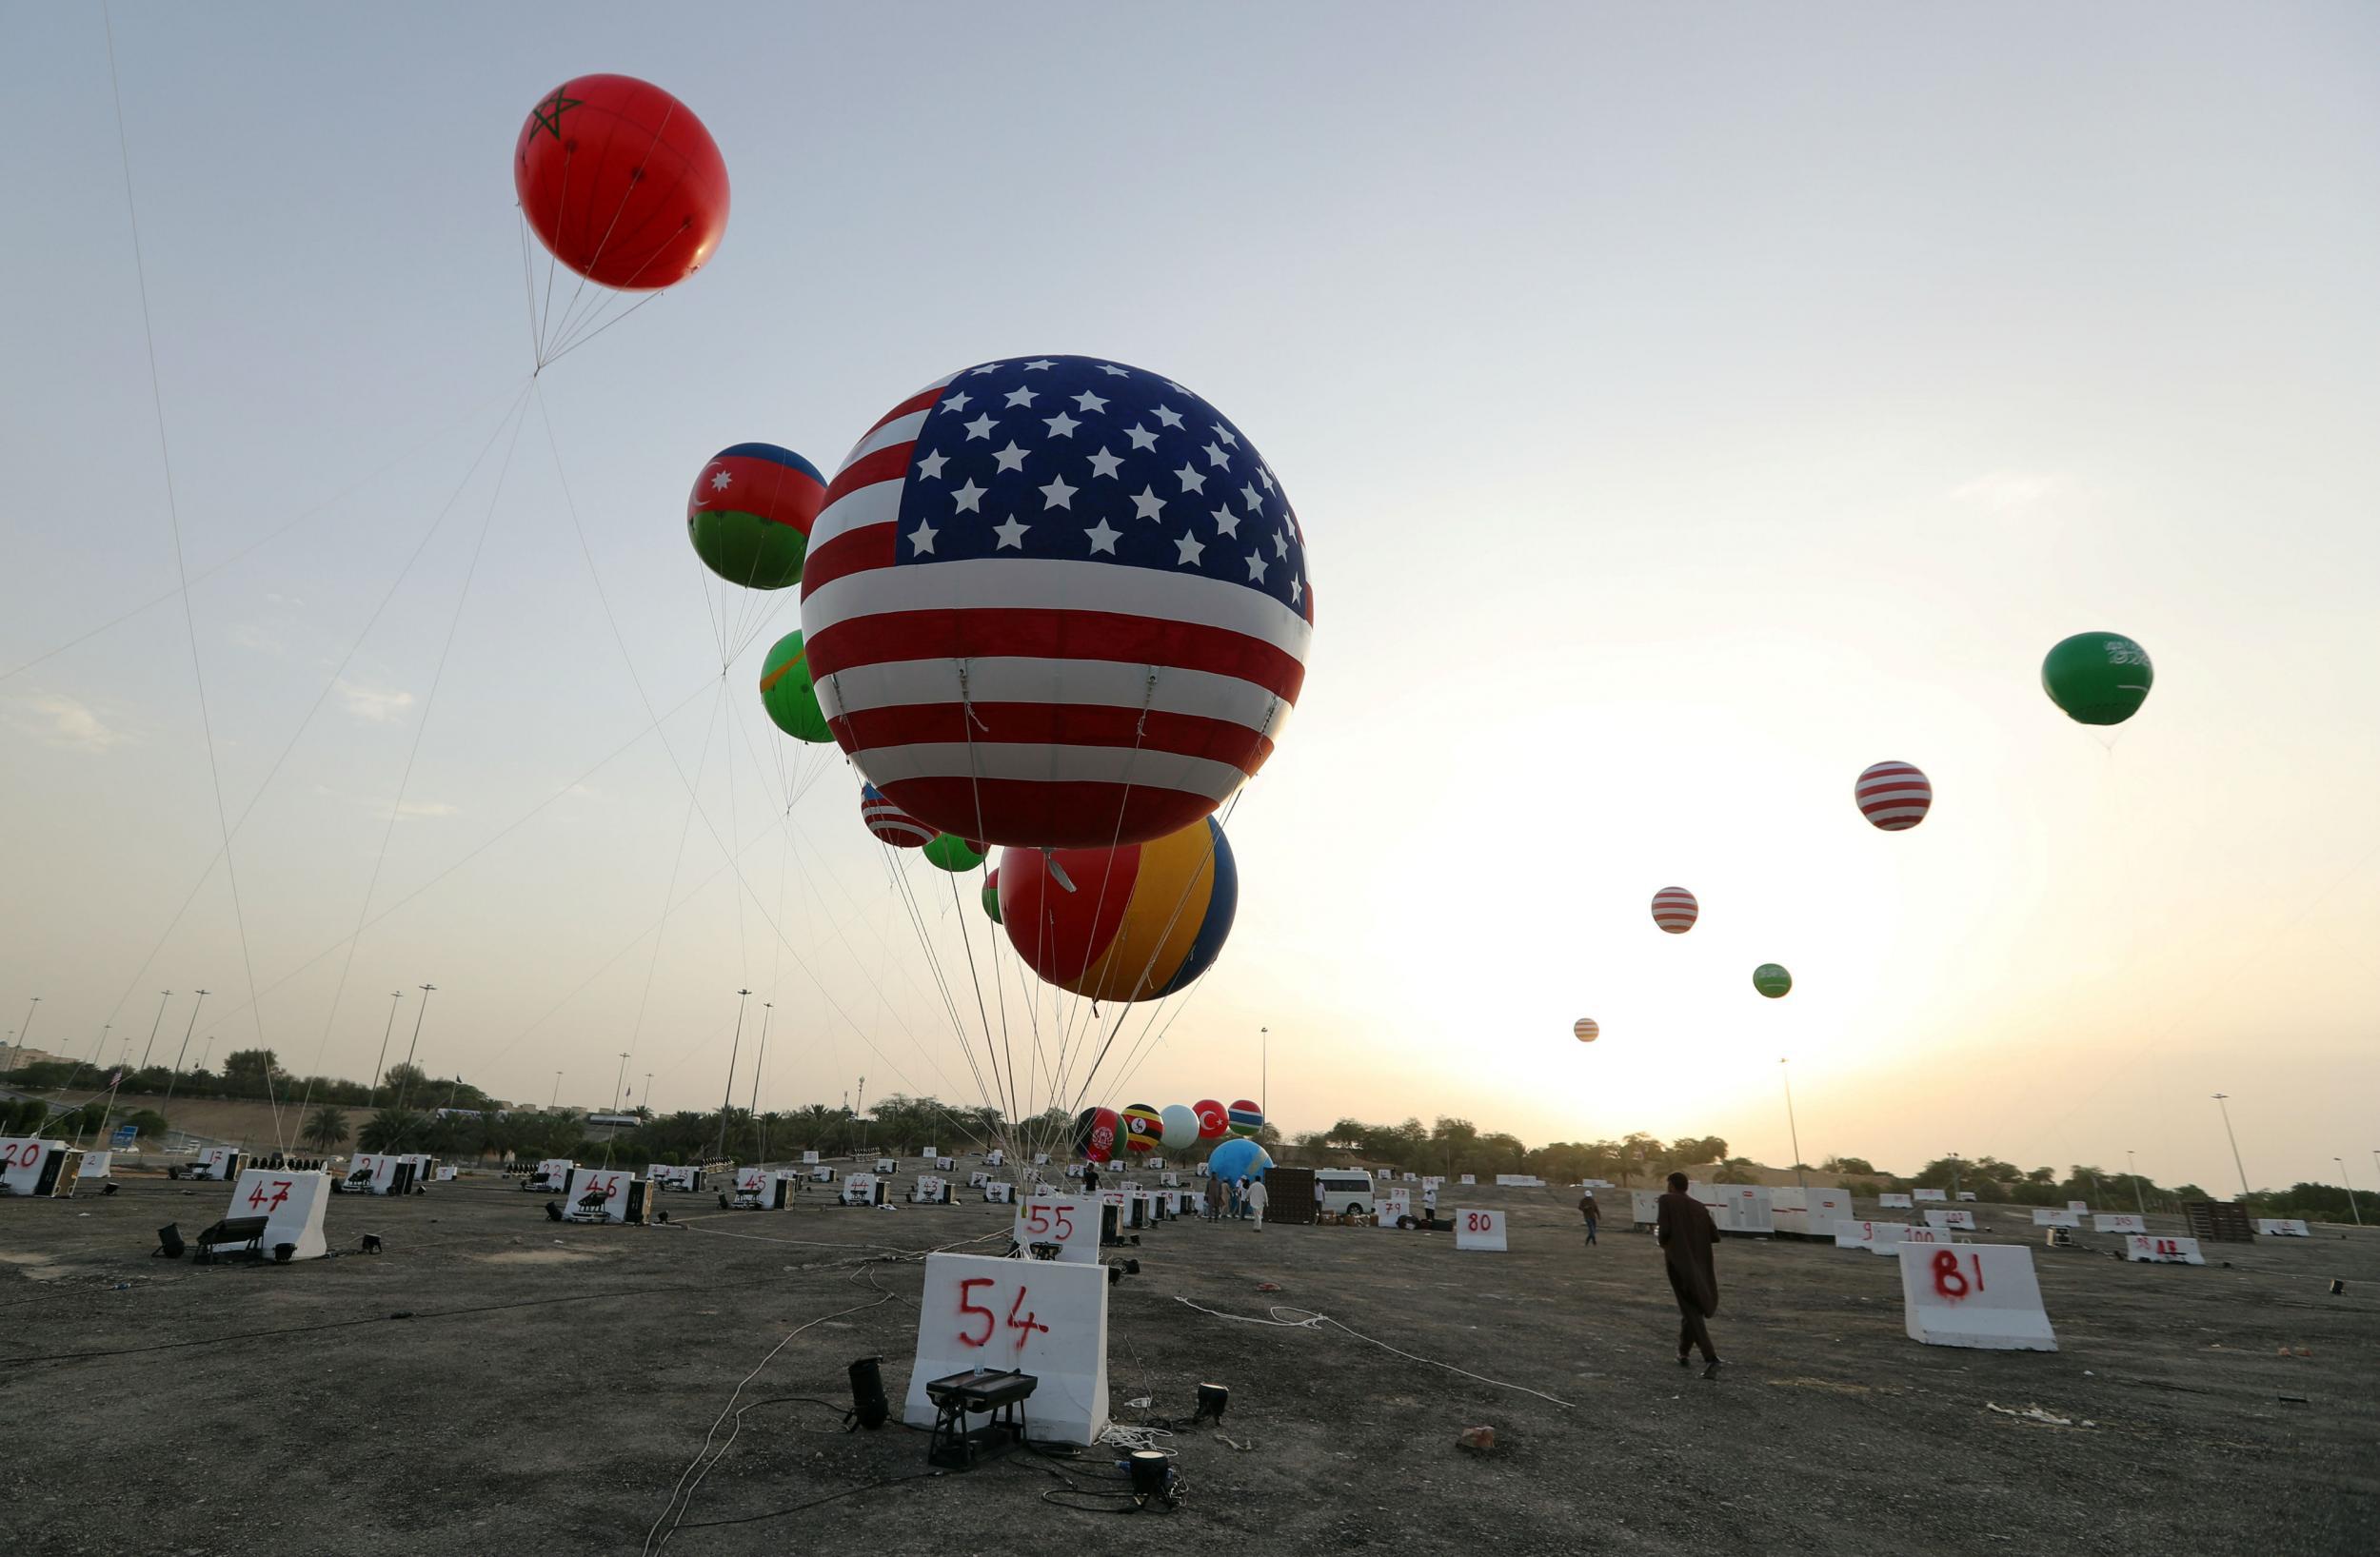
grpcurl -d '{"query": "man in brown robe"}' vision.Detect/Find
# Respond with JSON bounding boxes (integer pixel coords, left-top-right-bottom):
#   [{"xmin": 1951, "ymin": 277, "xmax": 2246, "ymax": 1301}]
[{"xmin": 1655, "ymin": 1172, "xmax": 1722, "ymax": 1378}]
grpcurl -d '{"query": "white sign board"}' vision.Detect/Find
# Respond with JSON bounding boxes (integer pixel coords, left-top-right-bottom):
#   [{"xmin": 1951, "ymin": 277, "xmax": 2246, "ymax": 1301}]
[
  {"xmin": 1458, "ymin": 1173, "xmax": 1477, "ymax": 1186},
  {"xmin": 802, "ymin": 1150, "xmax": 820, "ymax": 1165},
  {"xmin": 2066, "ymin": 1200, "xmax": 2089, "ymax": 1213},
  {"xmin": 1377, "ymin": 1188, "xmax": 1411, "ymax": 1225},
  {"xmin": 1912, "ymin": 1188, "xmax": 1948, "ymax": 1203},
  {"xmin": 904, "ymin": 1252, "xmax": 1108, "ymax": 1446},
  {"xmin": 1878, "ymin": 1192, "xmax": 1913, "ymax": 1209},
  {"xmin": 983, "ymin": 1181, "xmax": 1015, "ymax": 1203},
  {"xmin": 2256, "ymin": 1218, "xmax": 2311, "ymax": 1237},
  {"xmin": 2124, "ymin": 1234, "xmax": 2206, "ymax": 1266},
  {"xmin": 2093, "ymin": 1213, "xmax": 2148, "ymax": 1234},
  {"xmin": 874, "ymin": 1157, "xmax": 898, "ymax": 1175},
  {"xmin": 225, "ymin": 1169, "xmax": 330, "ymax": 1261},
  {"xmin": 77, "ymin": 1151, "xmax": 113, "ymax": 1180},
  {"xmin": 1013, "ymin": 1194, "xmax": 1098, "ymax": 1263},
  {"xmin": 2030, "ymin": 1209, "xmax": 2081, "ymax": 1229},
  {"xmin": 562, "ymin": 1167, "xmax": 638, "ymax": 1222},
  {"xmin": 1630, "ymin": 1189, "xmax": 1661, "ymax": 1226},
  {"xmin": 1924, "ymin": 1209, "xmax": 1976, "ymax": 1232},
  {"xmin": 1454, "ymin": 1208, "xmax": 1507, "ymax": 1251},
  {"xmin": 0, "ymin": 1137, "xmax": 62, "ymax": 1195},
  {"xmin": 436, "ymin": 1166, "xmax": 457, "ymax": 1182},
  {"xmin": 1898, "ymin": 1242, "xmax": 2055, "ymax": 1350},
  {"xmin": 842, "ymin": 1173, "xmax": 880, "ymax": 1207},
  {"xmin": 1835, "ymin": 1219, "xmax": 1916, "ymax": 1254},
  {"xmin": 344, "ymin": 1153, "xmax": 401, "ymax": 1194}
]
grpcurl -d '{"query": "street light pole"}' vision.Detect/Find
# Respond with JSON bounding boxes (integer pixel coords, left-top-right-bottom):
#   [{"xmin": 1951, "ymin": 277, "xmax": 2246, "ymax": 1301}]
[
  {"xmin": 610, "ymin": 1052, "xmax": 630, "ymax": 1114},
  {"xmin": 2337, "ymin": 1157, "xmax": 2364, "ymax": 1228},
  {"xmin": 1260, "ymin": 1026, "xmax": 1269, "ymax": 1121},
  {"xmin": 550, "ymin": 1072, "xmax": 563, "ymax": 1110},
  {"xmin": 137, "ymin": 991, "xmax": 172, "ymax": 1071},
  {"xmin": 1779, "ymin": 1057, "xmax": 1806, "ymax": 1192},
  {"xmin": 719, "ymin": 990, "xmax": 751, "ymax": 1161},
  {"xmin": 394, "ymin": 984, "xmax": 436, "ymax": 1113},
  {"xmin": 2127, "ymin": 1149, "xmax": 2148, "ymax": 1217},
  {"xmin": 369, "ymin": 990, "xmax": 404, "ymax": 1108},
  {"xmin": 2211, "ymin": 1094, "xmax": 2251, "ymax": 1204},
  {"xmin": 14, "ymin": 996, "xmax": 38, "ymax": 1059},
  {"xmin": 163, "ymin": 991, "xmax": 208, "ymax": 1105},
  {"xmin": 747, "ymin": 1004, "xmax": 770, "ymax": 1164}
]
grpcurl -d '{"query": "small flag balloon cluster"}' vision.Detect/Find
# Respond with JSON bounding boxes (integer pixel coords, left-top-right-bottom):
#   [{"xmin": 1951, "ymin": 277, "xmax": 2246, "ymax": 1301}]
[{"xmin": 1069, "ymin": 1096, "xmax": 1248, "ymax": 1164}]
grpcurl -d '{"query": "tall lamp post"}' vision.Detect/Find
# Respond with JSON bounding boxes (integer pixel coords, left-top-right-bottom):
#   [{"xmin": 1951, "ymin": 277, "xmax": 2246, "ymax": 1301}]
[
  {"xmin": 1259, "ymin": 1026, "xmax": 1269, "ymax": 1121},
  {"xmin": 162, "ymin": 991, "xmax": 208, "ymax": 1104},
  {"xmin": 610, "ymin": 1051, "xmax": 630, "ymax": 1114},
  {"xmin": 12, "ymin": 995, "xmax": 38, "ymax": 1062},
  {"xmin": 368, "ymin": 990, "xmax": 404, "ymax": 1107},
  {"xmin": 2211, "ymin": 1094, "xmax": 2251, "ymax": 1204},
  {"xmin": 2337, "ymin": 1157, "xmax": 2364, "ymax": 1228},
  {"xmin": 746, "ymin": 1005, "xmax": 769, "ymax": 1163},
  {"xmin": 550, "ymin": 1071, "xmax": 563, "ymax": 1110},
  {"xmin": 137, "ymin": 991, "xmax": 172, "ymax": 1070},
  {"xmin": 2126, "ymin": 1149, "xmax": 2148, "ymax": 1217},
  {"xmin": 393, "ymin": 983, "xmax": 437, "ymax": 1113},
  {"xmin": 1779, "ymin": 1057, "xmax": 1806, "ymax": 1192},
  {"xmin": 718, "ymin": 989, "xmax": 752, "ymax": 1161}
]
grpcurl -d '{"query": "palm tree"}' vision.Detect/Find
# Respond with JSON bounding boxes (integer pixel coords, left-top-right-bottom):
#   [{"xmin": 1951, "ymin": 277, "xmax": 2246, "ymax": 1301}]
[
  {"xmin": 1715, "ymin": 1156, "xmax": 1759, "ymax": 1185},
  {"xmin": 303, "ymin": 1105, "xmax": 350, "ymax": 1152},
  {"xmin": 358, "ymin": 1108, "xmax": 423, "ymax": 1153}
]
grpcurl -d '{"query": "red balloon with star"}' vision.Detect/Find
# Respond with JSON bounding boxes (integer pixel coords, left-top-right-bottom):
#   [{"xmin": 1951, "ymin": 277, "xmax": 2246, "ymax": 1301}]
[{"xmin": 514, "ymin": 74, "xmax": 730, "ymax": 291}]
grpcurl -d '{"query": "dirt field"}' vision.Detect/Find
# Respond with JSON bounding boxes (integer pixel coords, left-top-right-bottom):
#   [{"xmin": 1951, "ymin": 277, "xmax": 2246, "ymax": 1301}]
[{"xmin": 2, "ymin": 1168, "xmax": 2372, "ymax": 1556}]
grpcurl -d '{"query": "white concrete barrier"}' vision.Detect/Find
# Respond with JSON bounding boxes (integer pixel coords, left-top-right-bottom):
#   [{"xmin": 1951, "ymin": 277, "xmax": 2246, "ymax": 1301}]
[
  {"xmin": 2124, "ymin": 1234, "xmax": 2206, "ymax": 1265},
  {"xmin": 1912, "ymin": 1188, "xmax": 1948, "ymax": 1203},
  {"xmin": 2255, "ymin": 1219, "xmax": 2311, "ymax": 1237},
  {"xmin": 1898, "ymin": 1242, "xmax": 2056, "ymax": 1350},
  {"xmin": 560, "ymin": 1167, "xmax": 645, "ymax": 1223},
  {"xmin": 2093, "ymin": 1213, "xmax": 2147, "ymax": 1234},
  {"xmin": 2030, "ymin": 1209, "xmax": 2081, "ymax": 1229},
  {"xmin": 1877, "ymin": 1192, "xmax": 1914, "ymax": 1209},
  {"xmin": 1924, "ymin": 1209, "xmax": 1976, "ymax": 1232},
  {"xmin": 1377, "ymin": 1188, "xmax": 1412, "ymax": 1226},
  {"xmin": 903, "ymin": 1252, "xmax": 1108, "ymax": 1446},
  {"xmin": 76, "ymin": 1151, "xmax": 113, "ymax": 1181},
  {"xmin": 1900, "ymin": 1226, "xmax": 1958, "ymax": 1247},
  {"xmin": 1014, "ymin": 1194, "xmax": 1099, "ymax": 1263},
  {"xmin": 225, "ymin": 1169, "xmax": 330, "ymax": 1260},
  {"xmin": 1775, "ymin": 1188, "xmax": 1855, "ymax": 1238},
  {"xmin": 1454, "ymin": 1208, "xmax": 1507, "ymax": 1250},
  {"xmin": 1835, "ymin": 1219, "xmax": 1915, "ymax": 1253}
]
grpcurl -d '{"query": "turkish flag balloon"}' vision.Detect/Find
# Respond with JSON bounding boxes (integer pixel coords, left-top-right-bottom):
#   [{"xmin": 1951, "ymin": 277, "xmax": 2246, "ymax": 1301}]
[
  {"xmin": 515, "ymin": 75, "xmax": 729, "ymax": 291},
  {"xmin": 1193, "ymin": 1100, "xmax": 1229, "ymax": 1141}
]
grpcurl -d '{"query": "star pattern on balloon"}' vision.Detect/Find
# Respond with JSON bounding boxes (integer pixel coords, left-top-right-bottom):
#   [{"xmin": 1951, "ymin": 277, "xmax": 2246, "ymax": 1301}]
[{"xmin": 529, "ymin": 86, "xmax": 584, "ymax": 141}]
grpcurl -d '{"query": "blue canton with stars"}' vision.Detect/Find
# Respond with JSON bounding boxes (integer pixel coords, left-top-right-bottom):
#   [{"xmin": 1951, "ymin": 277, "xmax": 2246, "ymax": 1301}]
[{"xmin": 898, "ymin": 355, "xmax": 1310, "ymax": 617}]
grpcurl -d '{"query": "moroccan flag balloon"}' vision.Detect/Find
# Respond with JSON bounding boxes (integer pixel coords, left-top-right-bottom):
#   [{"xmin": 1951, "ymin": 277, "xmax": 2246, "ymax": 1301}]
[
  {"xmin": 1854, "ymin": 761, "xmax": 1932, "ymax": 832},
  {"xmin": 1651, "ymin": 887, "xmax": 1698, "ymax": 934},
  {"xmin": 1192, "ymin": 1100, "xmax": 1230, "ymax": 1141},
  {"xmin": 515, "ymin": 74, "xmax": 729, "ymax": 291},
  {"xmin": 1121, "ymin": 1104, "xmax": 1162, "ymax": 1153},
  {"xmin": 981, "ymin": 868, "xmax": 1002, "ymax": 923},
  {"xmin": 922, "ymin": 834, "xmax": 986, "ymax": 874},
  {"xmin": 2042, "ymin": 632, "xmax": 2153, "ymax": 726},
  {"xmin": 690, "ymin": 444, "xmax": 826, "ymax": 590},
  {"xmin": 799, "ymin": 355, "xmax": 1315, "ymax": 850},
  {"xmin": 996, "ymin": 816, "xmax": 1238, "ymax": 1003},
  {"xmin": 758, "ymin": 631, "xmax": 832, "ymax": 742},
  {"xmin": 860, "ymin": 784, "xmax": 933, "ymax": 848},
  {"xmin": 1227, "ymin": 1100, "xmax": 1263, "ymax": 1138},
  {"xmin": 1574, "ymin": 1017, "xmax": 1599, "ymax": 1043},
  {"xmin": 1754, "ymin": 963, "xmax": 1794, "ymax": 999}
]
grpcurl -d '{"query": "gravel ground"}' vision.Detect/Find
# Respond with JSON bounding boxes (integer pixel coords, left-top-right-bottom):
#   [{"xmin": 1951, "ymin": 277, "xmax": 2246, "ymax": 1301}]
[{"xmin": 2, "ymin": 1168, "xmax": 2373, "ymax": 1556}]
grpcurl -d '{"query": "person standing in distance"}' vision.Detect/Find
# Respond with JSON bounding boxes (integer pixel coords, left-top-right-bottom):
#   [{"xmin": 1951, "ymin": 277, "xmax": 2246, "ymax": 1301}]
[
  {"xmin": 1579, "ymin": 1189, "xmax": 1600, "ymax": 1247},
  {"xmin": 1656, "ymin": 1172, "xmax": 1722, "ymax": 1378},
  {"xmin": 1245, "ymin": 1173, "xmax": 1270, "ymax": 1232}
]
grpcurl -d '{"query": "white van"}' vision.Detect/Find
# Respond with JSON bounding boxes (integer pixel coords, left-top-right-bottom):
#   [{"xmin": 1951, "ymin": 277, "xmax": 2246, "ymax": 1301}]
[{"xmin": 1315, "ymin": 1171, "xmax": 1378, "ymax": 1217}]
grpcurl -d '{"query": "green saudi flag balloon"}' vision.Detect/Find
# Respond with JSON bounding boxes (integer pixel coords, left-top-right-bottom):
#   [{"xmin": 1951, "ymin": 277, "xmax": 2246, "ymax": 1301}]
[
  {"xmin": 2041, "ymin": 632, "xmax": 2152, "ymax": 726},
  {"xmin": 923, "ymin": 834, "xmax": 986, "ymax": 874},
  {"xmin": 758, "ymin": 631, "xmax": 832, "ymax": 743},
  {"xmin": 1753, "ymin": 963, "xmax": 1793, "ymax": 998}
]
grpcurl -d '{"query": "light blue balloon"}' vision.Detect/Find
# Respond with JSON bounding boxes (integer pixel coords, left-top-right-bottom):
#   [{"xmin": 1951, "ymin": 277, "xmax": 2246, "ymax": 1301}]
[{"xmin": 1207, "ymin": 1138, "xmax": 1273, "ymax": 1182}]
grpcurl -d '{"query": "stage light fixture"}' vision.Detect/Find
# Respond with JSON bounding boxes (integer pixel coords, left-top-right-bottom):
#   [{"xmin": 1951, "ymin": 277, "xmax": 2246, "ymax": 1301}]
[
  {"xmin": 544, "ymin": 1200, "xmax": 564, "ymax": 1222},
  {"xmin": 1128, "ymin": 1449, "xmax": 1175, "ymax": 1504},
  {"xmin": 359, "ymin": 1234, "xmax": 384, "ymax": 1254},
  {"xmin": 1193, "ymin": 1383, "xmax": 1229, "ymax": 1423},
  {"xmin": 273, "ymin": 1243, "xmax": 296, "ymax": 1263},
  {"xmin": 155, "ymin": 1223, "xmax": 185, "ymax": 1259}
]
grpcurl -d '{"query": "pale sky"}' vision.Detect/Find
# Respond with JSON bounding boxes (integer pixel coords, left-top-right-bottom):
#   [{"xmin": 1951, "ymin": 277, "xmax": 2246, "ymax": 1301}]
[{"xmin": 4, "ymin": 4, "xmax": 2375, "ymax": 1192}]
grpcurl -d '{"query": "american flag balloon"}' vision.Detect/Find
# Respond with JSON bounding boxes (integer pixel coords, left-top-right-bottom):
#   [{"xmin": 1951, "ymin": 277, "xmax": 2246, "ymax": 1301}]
[
  {"xmin": 799, "ymin": 356, "xmax": 1314, "ymax": 850},
  {"xmin": 860, "ymin": 783, "xmax": 934, "ymax": 848},
  {"xmin": 1651, "ymin": 886, "xmax": 1699, "ymax": 934},
  {"xmin": 1854, "ymin": 760, "xmax": 1932, "ymax": 832}
]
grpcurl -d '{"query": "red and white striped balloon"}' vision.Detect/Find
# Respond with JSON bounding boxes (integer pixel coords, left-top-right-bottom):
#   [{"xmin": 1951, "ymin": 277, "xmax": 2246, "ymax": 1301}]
[
  {"xmin": 861, "ymin": 783, "xmax": 934, "ymax": 848},
  {"xmin": 1854, "ymin": 761, "xmax": 1932, "ymax": 832},
  {"xmin": 1573, "ymin": 1017, "xmax": 1599, "ymax": 1044},
  {"xmin": 1650, "ymin": 887, "xmax": 1698, "ymax": 934}
]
